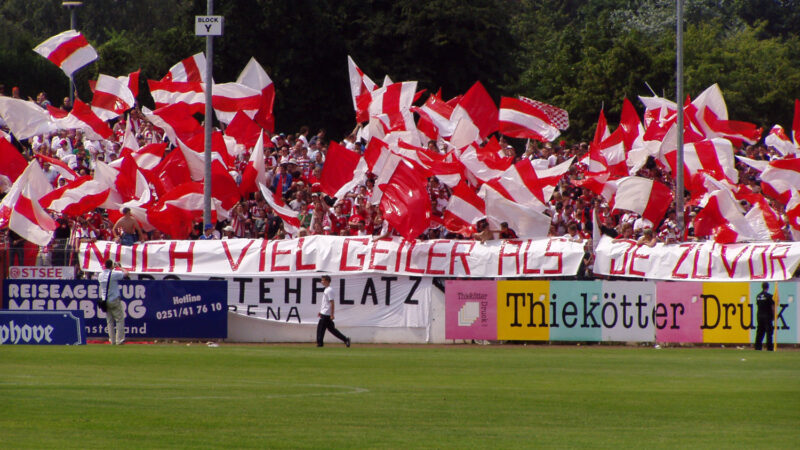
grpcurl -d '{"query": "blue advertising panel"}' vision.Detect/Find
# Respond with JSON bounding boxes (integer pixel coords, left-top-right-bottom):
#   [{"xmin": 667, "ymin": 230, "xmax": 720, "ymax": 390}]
[
  {"xmin": 0, "ymin": 311, "xmax": 86, "ymax": 345},
  {"xmin": 3, "ymin": 280, "xmax": 227, "ymax": 339}
]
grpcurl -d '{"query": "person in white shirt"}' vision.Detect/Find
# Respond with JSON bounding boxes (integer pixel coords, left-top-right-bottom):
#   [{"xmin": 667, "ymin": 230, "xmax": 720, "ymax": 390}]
[
  {"xmin": 316, "ymin": 275, "xmax": 351, "ymax": 347},
  {"xmin": 98, "ymin": 259, "xmax": 129, "ymax": 345}
]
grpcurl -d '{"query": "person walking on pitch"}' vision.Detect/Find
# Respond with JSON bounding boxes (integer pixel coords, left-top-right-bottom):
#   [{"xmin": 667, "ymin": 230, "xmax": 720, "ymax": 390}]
[{"xmin": 316, "ymin": 275, "xmax": 351, "ymax": 348}]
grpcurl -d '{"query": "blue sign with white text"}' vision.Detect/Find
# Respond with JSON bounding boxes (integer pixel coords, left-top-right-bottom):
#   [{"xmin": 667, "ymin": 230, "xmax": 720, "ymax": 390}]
[
  {"xmin": 3, "ymin": 280, "xmax": 227, "ymax": 339},
  {"xmin": 0, "ymin": 310, "xmax": 86, "ymax": 345}
]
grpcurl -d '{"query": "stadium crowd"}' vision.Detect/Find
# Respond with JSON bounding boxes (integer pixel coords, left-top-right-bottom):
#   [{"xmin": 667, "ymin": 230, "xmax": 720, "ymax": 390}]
[{"xmin": 0, "ymin": 85, "xmax": 794, "ymax": 279}]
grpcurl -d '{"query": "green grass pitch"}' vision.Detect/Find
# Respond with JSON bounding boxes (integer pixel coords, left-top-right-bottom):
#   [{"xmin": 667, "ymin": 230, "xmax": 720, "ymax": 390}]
[{"xmin": 1, "ymin": 344, "xmax": 798, "ymax": 448}]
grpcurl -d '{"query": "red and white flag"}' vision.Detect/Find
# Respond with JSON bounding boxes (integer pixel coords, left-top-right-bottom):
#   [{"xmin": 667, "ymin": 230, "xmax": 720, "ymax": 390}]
[
  {"xmin": 661, "ymin": 136, "xmax": 738, "ymax": 190},
  {"xmin": 348, "ymin": 55, "xmax": 377, "ymax": 122},
  {"xmin": 117, "ymin": 69, "xmax": 141, "ymax": 98},
  {"xmin": 486, "ymin": 157, "xmax": 574, "ymax": 211},
  {"xmin": 51, "ymin": 99, "xmax": 113, "ymax": 140},
  {"xmin": 178, "ymin": 130, "xmax": 234, "ymax": 180},
  {"xmin": 146, "ymin": 182, "xmax": 227, "ymax": 239},
  {"xmin": 33, "ymin": 30, "xmax": 97, "ymax": 77},
  {"xmin": 319, "ymin": 141, "xmax": 368, "ymax": 199},
  {"xmin": 212, "ymin": 82, "xmax": 262, "ymax": 124},
  {"xmin": 481, "ymin": 184, "xmax": 551, "ymax": 239},
  {"xmin": 414, "ymin": 93, "xmax": 455, "ymax": 137},
  {"xmin": 91, "ymin": 74, "xmax": 136, "ymax": 121},
  {"xmin": 378, "ymin": 160, "xmax": 431, "ymax": 240},
  {"xmin": 0, "ymin": 97, "xmax": 56, "ymax": 140},
  {"xmin": 519, "ymin": 96, "xmax": 569, "ymax": 131},
  {"xmin": 236, "ymin": 57, "xmax": 275, "ymax": 132},
  {"xmin": 148, "ymin": 79, "xmax": 205, "ymax": 115},
  {"xmin": 161, "ymin": 53, "xmax": 207, "ymax": 83},
  {"xmin": 130, "ymin": 143, "xmax": 167, "ymax": 171},
  {"xmin": 449, "ymin": 81, "xmax": 498, "ymax": 140},
  {"xmin": 0, "ymin": 138, "xmax": 27, "ymax": 192},
  {"xmin": 457, "ymin": 137, "xmax": 513, "ymax": 183},
  {"xmin": 587, "ymin": 129, "xmax": 628, "ymax": 178},
  {"xmin": 39, "ymin": 176, "xmax": 110, "ymax": 217},
  {"xmin": 610, "ymin": 176, "xmax": 673, "ymax": 225},
  {"xmin": 443, "ymin": 181, "xmax": 484, "ymax": 236},
  {"xmin": 224, "ymin": 110, "xmax": 264, "ymax": 149},
  {"xmin": 258, "ymin": 182, "xmax": 301, "ymax": 236},
  {"xmin": 144, "ymin": 102, "xmax": 203, "ymax": 145},
  {"xmin": 144, "ymin": 147, "xmax": 192, "ymax": 198},
  {"xmin": 744, "ymin": 197, "xmax": 785, "ymax": 241},
  {"xmin": 693, "ymin": 187, "xmax": 757, "ymax": 243},
  {"xmin": 367, "ymin": 81, "xmax": 418, "ymax": 118},
  {"xmin": 757, "ymin": 156, "xmax": 800, "ymax": 204},
  {"xmin": 0, "ymin": 161, "xmax": 57, "ymax": 246},
  {"xmin": 572, "ymin": 173, "xmax": 617, "ymax": 201},
  {"xmin": 34, "ymin": 154, "xmax": 78, "ymax": 184},
  {"xmin": 239, "ymin": 132, "xmax": 267, "ymax": 197},
  {"xmin": 498, "ymin": 97, "xmax": 560, "ymax": 142},
  {"xmin": 764, "ymin": 125, "xmax": 797, "ymax": 156}
]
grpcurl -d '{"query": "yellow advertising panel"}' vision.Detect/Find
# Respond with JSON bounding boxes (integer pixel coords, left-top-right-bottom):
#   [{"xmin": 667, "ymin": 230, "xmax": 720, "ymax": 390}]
[
  {"xmin": 497, "ymin": 280, "xmax": 550, "ymax": 341},
  {"xmin": 701, "ymin": 282, "xmax": 753, "ymax": 344}
]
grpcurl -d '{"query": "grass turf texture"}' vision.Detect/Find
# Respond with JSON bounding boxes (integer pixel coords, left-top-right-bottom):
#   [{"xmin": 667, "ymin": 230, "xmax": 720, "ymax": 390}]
[{"xmin": 0, "ymin": 345, "xmax": 798, "ymax": 448}]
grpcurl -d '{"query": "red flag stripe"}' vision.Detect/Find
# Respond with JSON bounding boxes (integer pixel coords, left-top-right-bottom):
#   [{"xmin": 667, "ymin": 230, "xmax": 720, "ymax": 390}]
[{"xmin": 47, "ymin": 33, "xmax": 90, "ymax": 67}]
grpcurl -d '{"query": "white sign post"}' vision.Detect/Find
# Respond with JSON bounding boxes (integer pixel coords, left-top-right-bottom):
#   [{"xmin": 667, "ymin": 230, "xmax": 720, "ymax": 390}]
[{"xmin": 195, "ymin": 15, "xmax": 223, "ymax": 36}]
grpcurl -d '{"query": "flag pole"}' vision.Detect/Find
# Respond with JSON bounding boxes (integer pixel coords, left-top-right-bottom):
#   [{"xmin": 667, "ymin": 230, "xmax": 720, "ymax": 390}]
[
  {"xmin": 203, "ymin": 0, "xmax": 214, "ymax": 228},
  {"xmin": 675, "ymin": 0, "xmax": 685, "ymax": 235}
]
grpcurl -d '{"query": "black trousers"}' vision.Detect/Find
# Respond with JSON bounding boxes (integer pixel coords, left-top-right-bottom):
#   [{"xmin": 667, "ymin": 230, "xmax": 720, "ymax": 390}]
[
  {"xmin": 316, "ymin": 314, "xmax": 347, "ymax": 346},
  {"xmin": 755, "ymin": 318, "xmax": 774, "ymax": 351}
]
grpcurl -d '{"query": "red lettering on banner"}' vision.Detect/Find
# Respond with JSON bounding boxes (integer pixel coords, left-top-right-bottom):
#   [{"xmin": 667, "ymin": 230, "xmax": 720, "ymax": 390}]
[
  {"xmin": 222, "ymin": 240, "xmax": 255, "ymax": 271},
  {"xmin": 691, "ymin": 245, "xmax": 712, "ymax": 279},
  {"xmin": 425, "ymin": 240, "xmax": 448, "ymax": 275},
  {"xmin": 82, "ymin": 242, "xmax": 112, "ymax": 270},
  {"xmin": 450, "ymin": 241, "xmax": 475, "ymax": 275},
  {"xmin": 543, "ymin": 238, "xmax": 564, "ymax": 275},
  {"xmin": 522, "ymin": 240, "xmax": 542, "ymax": 275},
  {"xmin": 168, "ymin": 241, "xmax": 194, "ymax": 272},
  {"xmin": 498, "ymin": 240, "xmax": 522, "ymax": 275},
  {"xmin": 120, "ymin": 244, "xmax": 138, "ymax": 271},
  {"xmin": 610, "ymin": 240, "xmax": 635, "ymax": 275},
  {"xmin": 404, "ymin": 240, "xmax": 425, "ymax": 274},
  {"xmin": 295, "ymin": 238, "xmax": 316, "ymax": 271},
  {"xmin": 629, "ymin": 245, "xmax": 649, "ymax": 277},
  {"xmin": 671, "ymin": 243, "xmax": 694, "ymax": 279},
  {"xmin": 748, "ymin": 245, "xmax": 769, "ymax": 279},
  {"xmin": 340, "ymin": 238, "xmax": 369, "ymax": 271},
  {"xmin": 769, "ymin": 244, "xmax": 789, "ymax": 279},
  {"xmin": 368, "ymin": 238, "xmax": 391, "ymax": 271},
  {"xmin": 141, "ymin": 242, "xmax": 165, "ymax": 272},
  {"xmin": 721, "ymin": 244, "xmax": 748, "ymax": 278},
  {"xmin": 271, "ymin": 240, "xmax": 292, "ymax": 271}
]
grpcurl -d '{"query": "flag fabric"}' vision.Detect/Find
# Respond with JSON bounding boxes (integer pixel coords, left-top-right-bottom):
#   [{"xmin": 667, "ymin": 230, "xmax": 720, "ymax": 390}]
[
  {"xmin": 0, "ymin": 97, "xmax": 56, "ymax": 140},
  {"xmin": 744, "ymin": 198, "xmax": 785, "ymax": 241},
  {"xmin": 591, "ymin": 109, "xmax": 611, "ymax": 150},
  {"xmin": 147, "ymin": 80, "xmax": 205, "ymax": 115},
  {"xmin": 693, "ymin": 188, "xmax": 757, "ymax": 243},
  {"xmin": 0, "ymin": 138, "xmax": 27, "ymax": 191},
  {"xmin": 130, "ymin": 143, "xmax": 167, "ymax": 171},
  {"xmin": 586, "ymin": 130, "xmax": 628, "ymax": 178},
  {"xmin": 518, "ymin": 96, "xmax": 569, "ymax": 131},
  {"xmin": 236, "ymin": 57, "xmax": 275, "ymax": 132},
  {"xmin": 319, "ymin": 141, "xmax": 368, "ymax": 199},
  {"xmin": 161, "ymin": 53, "xmax": 206, "ymax": 83},
  {"xmin": 0, "ymin": 161, "xmax": 57, "ymax": 245},
  {"xmin": 91, "ymin": 74, "xmax": 136, "ymax": 121},
  {"xmin": 498, "ymin": 97, "xmax": 560, "ymax": 142},
  {"xmin": 212, "ymin": 82, "xmax": 262, "ymax": 124},
  {"xmin": 145, "ymin": 148, "xmax": 192, "ymax": 198},
  {"xmin": 224, "ymin": 111, "xmax": 264, "ymax": 149},
  {"xmin": 449, "ymin": 81, "xmax": 498, "ymax": 140},
  {"xmin": 442, "ymin": 181, "xmax": 484, "ymax": 236},
  {"xmin": 39, "ymin": 176, "xmax": 110, "ymax": 217},
  {"xmin": 414, "ymin": 93, "xmax": 455, "ymax": 137},
  {"xmin": 239, "ymin": 132, "xmax": 267, "ymax": 197},
  {"xmin": 378, "ymin": 160, "xmax": 431, "ymax": 240},
  {"xmin": 572, "ymin": 173, "xmax": 617, "ymax": 201},
  {"xmin": 486, "ymin": 157, "xmax": 574, "ymax": 211},
  {"xmin": 758, "ymin": 156, "xmax": 800, "ymax": 204},
  {"xmin": 347, "ymin": 55, "xmax": 377, "ymax": 122},
  {"xmin": 144, "ymin": 102, "xmax": 203, "ymax": 145},
  {"xmin": 480, "ymin": 184, "xmax": 552, "ymax": 239},
  {"xmin": 146, "ymin": 182, "xmax": 226, "ymax": 239},
  {"xmin": 34, "ymin": 154, "xmax": 79, "ymax": 183},
  {"xmin": 610, "ymin": 176, "xmax": 673, "ymax": 225},
  {"xmin": 54, "ymin": 99, "xmax": 113, "ymax": 140},
  {"xmin": 764, "ymin": 125, "xmax": 797, "ymax": 156},
  {"xmin": 661, "ymin": 137, "xmax": 738, "ymax": 190},
  {"xmin": 33, "ymin": 30, "xmax": 97, "ymax": 77},
  {"xmin": 258, "ymin": 182, "xmax": 301, "ymax": 236}
]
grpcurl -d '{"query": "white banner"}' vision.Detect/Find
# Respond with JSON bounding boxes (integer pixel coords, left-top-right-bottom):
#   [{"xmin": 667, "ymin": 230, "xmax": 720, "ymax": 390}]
[
  {"xmin": 593, "ymin": 236, "xmax": 800, "ymax": 281},
  {"xmin": 120, "ymin": 273, "xmax": 431, "ymax": 327},
  {"xmin": 78, "ymin": 236, "xmax": 585, "ymax": 278}
]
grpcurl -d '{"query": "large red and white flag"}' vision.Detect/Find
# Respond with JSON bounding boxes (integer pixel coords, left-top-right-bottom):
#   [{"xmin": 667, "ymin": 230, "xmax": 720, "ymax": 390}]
[
  {"xmin": 690, "ymin": 84, "xmax": 762, "ymax": 145},
  {"xmin": 258, "ymin": 182, "xmax": 301, "ymax": 237},
  {"xmin": 319, "ymin": 141, "xmax": 368, "ymax": 199},
  {"xmin": 33, "ymin": 30, "xmax": 97, "ymax": 77},
  {"xmin": 179, "ymin": 131, "xmax": 233, "ymax": 180},
  {"xmin": 347, "ymin": 55, "xmax": 377, "ymax": 122},
  {"xmin": 224, "ymin": 110, "xmax": 264, "ymax": 149},
  {"xmin": 0, "ymin": 97, "xmax": 56, "ymax": 140},
  {"xmin": 239, "ymin": 132, "xmax": 267, "ymax": 197},
  {"xmin": 236, "ymin": 57, "xmax": 275, "ymax": 132},
  {"xmin": 744, "ymin": 197, "xmax": 785, "ymax": 241},
  {"xmin": 757, "ymin": 156, "xmax": 800, "ymax": 204},
  {"xmin": 0, "ymin": 138, "xmax": 27, "ymax": 192},
  {"xmin": 519, "ymin": 96, "xmax": 569, "ymax": 131},
  {"xmin": 130, "ymin": 143, "xmax": 167, "ymax": 171},
  {"xmin": 457, "ymin": 137, "xmax": 513, "ymax": 183},
  {"xmin": 498, "ymin": 97, "xmax": 561, "ymax": 142},
  {"xmin": 572, "ymin": 173, "xmax": 617, "ymax": 201},
  {"xmin": 50, "ymin": 99, "xmax": 113, "ymax": 140},
  {"xmin": 661, "ymin": 136, "xmax": 738, "ymax": 190},
  {"xmin": 144, "ymin": 102, "xmax": 203, "ymax": 145},
  {"xmin": 486, "ymin": 157, "xmax": 574, "ymax": 211},
  {"xmin": 212, "ymin": 82, "xmax": 262, "ymax": 124},
  {"xmin": 0, "ymin": 161, "xmax": 57, "ymax": 245},
  {"xmin": 161, "ymin": 53, "xmax": 207, "ymax": 83},
  {"xmin": 481, "ymin": 184, "xmax": 551, "ymax": 239},
  {"xmin": 693, "ymin": 188, "xmax": 757, "ymax": 243},
  {"xmin": 34, "ymin": 154, "xmax": 78, "ymax": 184},
  {"xmin": 764, "ymin": 125, "xmax": 797, "ymax": 156},
  {"xmin": 449, "ymin": 81, "xmax": 498, "ymax": 140},
  {"xmin": 610, "ymin": 176, "xmax": 673, "ymax": 225},
  {"xmin": 378, "ymin": 160, "xmax": 431, "ymax": 240},
  {"xmin": 91, "ymin": 74, "xmax": 136, "ymax": 121},
  {"xmin": 414, "ymin": 93, "xmax": 455, "ymax": 137},
  {"xmin": 586, "ymin": 129, "xmax": 628, "ymax": 178},
  {"xmin": 147, "ymin": 80, "xmax": 205, "ymax": 115},
  {"xmin": 144, "ymin": 147, "xmax": 192, "ymax": 198},
  {"xmin": 146, "ymin": 182, "xmax": 227, "ymax": 239},
  {"xmin": 443, "ymin": 181, "xmax": 484, "ymax": 236},
  {"xmin": 39, "ymin": 176, "xmax": 110, "ymax": 217}
]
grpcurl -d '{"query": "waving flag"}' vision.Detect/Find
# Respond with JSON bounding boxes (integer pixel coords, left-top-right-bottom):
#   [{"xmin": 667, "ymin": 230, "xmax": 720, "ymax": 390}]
[
  {"xmin": 39, "ymin": 176, "xmax": 110, "ymax": 217},
  {"xmin": 236, "ymin": 57, "xmax": 275, "ymax": 132},
  {"xmin": 0, "ymin": 97, "xmax": 56, "ymax": 140},
  {"xmin": 0, "ymin": 138, "xmax": 27, "ymax": 191},
  {"xmin": 212, "ymin": 82, "xmax": 262, "ymax": 124},
  {"xmin": 33, "ymin": 30, "xmax": 97, "ymax": 77},
  {"xmin": 443, "ymin": 181, "xmax": 485, "ymax": 236},
  {"xmin": 148, "ymin": 80, "xmax": 205, "ymax": 115},
  {"xmin": 450, "ymin": 81, "xmax": 498, "ymax": 140},
  {"xmin": 498, "ymin": 97, "xmax": 560, "ymax": 142},
  {"xmin": 91, "ymin": 74, "xmax": 136, "ymax": 121},
  {"xmin": 258, "ymin": 182, "xmax": 301, "ymax": 236},
  {"xmin": 0, "ymin": 161, "xmax": 57, "ymax": 245},
  {"xmin": 610, "ymin": 176, "xmax": 673, "ymax": 225},
  {"xmin": 319, "ymin": 141, "xmax": 368, "ymax": 199},
  {"xmin": 161, "ymin": 52, "xmax": 206, "ymax": 83},
  {"xmin": 348, "ymin": 55, "xmax": 377, "ymax": 122}
]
